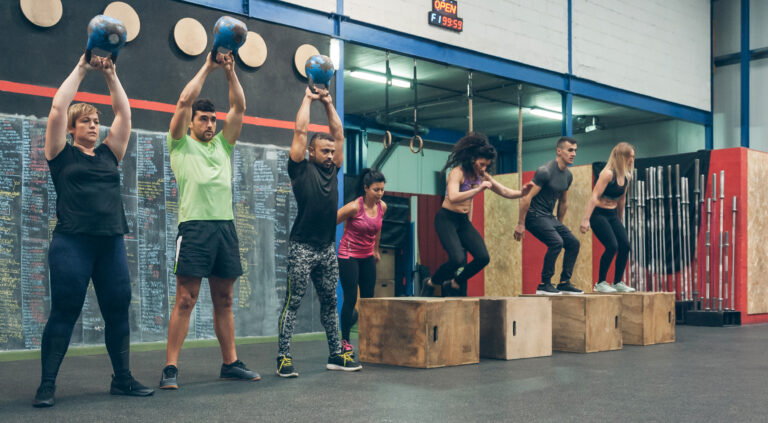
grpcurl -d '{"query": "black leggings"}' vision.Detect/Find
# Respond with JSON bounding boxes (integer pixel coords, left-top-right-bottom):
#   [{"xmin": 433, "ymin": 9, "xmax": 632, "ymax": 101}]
[
  {"xmin": 432, "ymin": 208, "xmax": 490, "ymax": 297},
  {"xmin": 40, "ymin": 233, "xmax": 132, "ymax": 382},
  {"xmin": 338, "ymin": 256, "xmax": 376, "ymax": 341},
  {"xmin": 590, "ymin": 207, "xmax": 630, "ymax": 283},
  {"xmin": 525, "ymin": 214, "xmax": 580, "ymax": 284}
]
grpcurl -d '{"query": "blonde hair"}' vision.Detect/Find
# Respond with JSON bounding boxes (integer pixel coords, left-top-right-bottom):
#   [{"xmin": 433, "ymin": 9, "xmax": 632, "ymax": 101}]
[
  {"xmin": 67, "ymin": 103, "xmax": 100, "ymax": 130},
  {"xmin": 605, "ymin": 142, "xmax": 635, "ymax": 180}
]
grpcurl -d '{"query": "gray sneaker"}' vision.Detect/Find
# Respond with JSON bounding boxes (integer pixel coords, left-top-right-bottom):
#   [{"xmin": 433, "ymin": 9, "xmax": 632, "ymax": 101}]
[
  {"xmin": 594, "ymin": 281, "xmax": 617, "ymax": 293},
  {"xmin": 159, "ymin": 365, "xmax": 178, "ymax": 389},
  {"xmin": 613, "ymin": 281, "xmax": 636, "ymax": 292}
]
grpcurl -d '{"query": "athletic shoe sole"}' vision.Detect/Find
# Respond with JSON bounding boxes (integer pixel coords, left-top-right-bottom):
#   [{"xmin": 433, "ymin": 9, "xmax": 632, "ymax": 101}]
[
  {"xmin": 276, "ymin": 371, "xmax": 299, "ymax": 378},
  {"xmin": 32, "ymin": 400, "xmax": 54, "ymax": 408},
  {"xmin": 535, "ymin": 290, "xmax": 562, "ymax": 296},
  {"xmin": 559, "ymin": 291, "xmax": 584, "ymax": 295},
  {"xmin": 159, "ymin": 384, "xmax": 179, "ymax": 390},
  {"xmin": 109, "ymin": 387, "xmax": 155, "ymax": 396},
  {"xmin": 326, "ymin": 364, "xmax": 362, "ymax": 371},
  {"xmin": 221, "ymin": 376, "xmax": 261, "ymax": 381}
]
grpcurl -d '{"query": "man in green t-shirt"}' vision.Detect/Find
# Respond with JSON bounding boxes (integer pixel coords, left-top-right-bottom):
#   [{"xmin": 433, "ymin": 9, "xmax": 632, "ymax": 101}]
[{"xmin": 159, "ymin": 52, "xmax": 259, "ymax": 389}]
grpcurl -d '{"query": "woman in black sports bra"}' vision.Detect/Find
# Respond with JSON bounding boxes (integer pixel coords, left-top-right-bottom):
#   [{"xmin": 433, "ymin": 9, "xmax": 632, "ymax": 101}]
[{"xmin": 580, "ymin": 142, "xmax": 636, "ymax": 293}]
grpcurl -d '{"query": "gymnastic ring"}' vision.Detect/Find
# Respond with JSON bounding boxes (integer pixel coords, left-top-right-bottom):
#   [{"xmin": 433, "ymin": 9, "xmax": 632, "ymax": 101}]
[
  {"xmin": 409, "ymin": 135, "xmax": 423, "ymax": 153},
  {"xmin": 383, "ymin": 130, "xmax": 392, "ymax": 149}
]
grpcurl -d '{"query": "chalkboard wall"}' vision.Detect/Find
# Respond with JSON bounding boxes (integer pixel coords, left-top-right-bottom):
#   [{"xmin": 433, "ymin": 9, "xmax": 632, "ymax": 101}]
[{"xmin": 0, "ymin": 0, "xmax": 337, "ymax": 350}]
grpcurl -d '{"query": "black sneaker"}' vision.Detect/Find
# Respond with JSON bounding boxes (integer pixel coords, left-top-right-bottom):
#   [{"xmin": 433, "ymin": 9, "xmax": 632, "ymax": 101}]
[
  {"xmin": 557, "ymin": 281, "xmax": 584, "ymax": 295},
  {"xmin": 32, "ymin": 380, "xmax": 55, "ymax": 408},
  {"xmin": 220, "ymin": 360, "xmax": 261, "ymax": 381},
  {"xmin": 159, "ymin": 365, "xmax": 179, "ymax": 390},
  {"xmin": 276, "ymin": 355, "xmax": 298, "ymax": 378},
  {"xmin": 536, "ymin": 283, "xmax": 562, "ymax": 296},
  {"xmin": 327, "ymin": 351, "xmax": 362, "ymax": 372},
  {"xmin": 110, "ymin": 373, "xmax": 155, "ymax": 396}
]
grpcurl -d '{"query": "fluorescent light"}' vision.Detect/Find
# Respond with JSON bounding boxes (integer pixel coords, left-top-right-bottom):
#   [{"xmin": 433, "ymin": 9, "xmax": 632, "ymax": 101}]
[
  {"xmin": 529, "ymin": 108, "xmax": 563, "ymax": 121},
  {"xmin": 329, "ymin": 38, "xmax": 340, "ymax": 70},
  {"xmin": 349, "ymin": 70, "xmax": 411, "ymax": 88},
  {"xmin": 390, "ymin": 78, "xmax": 412, "ymax": 88}
]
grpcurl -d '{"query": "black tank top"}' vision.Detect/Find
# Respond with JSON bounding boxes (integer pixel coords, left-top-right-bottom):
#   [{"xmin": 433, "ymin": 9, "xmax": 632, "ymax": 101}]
[
  {"xmin": 601, "ymin": 170, "xmax": 627, "ymax": 201},
  {"xmin": 47, "ymin": 143, "xmax": 129, "ymax": 236}
]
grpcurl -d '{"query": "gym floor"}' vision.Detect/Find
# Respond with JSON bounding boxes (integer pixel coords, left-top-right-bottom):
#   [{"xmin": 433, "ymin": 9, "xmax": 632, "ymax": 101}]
[{"xmin": 1, "ymin": 325, "xmax": 766, "ymax": 422}]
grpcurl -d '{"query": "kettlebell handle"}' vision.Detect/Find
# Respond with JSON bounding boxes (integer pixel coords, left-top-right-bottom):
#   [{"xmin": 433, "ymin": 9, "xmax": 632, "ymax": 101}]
[
  {"xmin": 307, "ymin": 74, "xmax": 332, "ymax": 95},
  {"xmin": 85, "ymin": 49, "xmax": 119, "ymax": 64}
]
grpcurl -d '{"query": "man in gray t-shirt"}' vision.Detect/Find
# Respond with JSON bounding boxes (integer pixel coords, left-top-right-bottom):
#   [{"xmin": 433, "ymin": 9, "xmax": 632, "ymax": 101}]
[{"xmin": 514, "ymin": 137, "xmax": 583, "ymax": 295}]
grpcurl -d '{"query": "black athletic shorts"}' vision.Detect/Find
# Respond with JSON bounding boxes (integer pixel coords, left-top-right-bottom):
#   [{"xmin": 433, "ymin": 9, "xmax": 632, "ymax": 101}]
[{"xmin": 174, "ymin": 220, "xmax": 243, "ymax": 279}]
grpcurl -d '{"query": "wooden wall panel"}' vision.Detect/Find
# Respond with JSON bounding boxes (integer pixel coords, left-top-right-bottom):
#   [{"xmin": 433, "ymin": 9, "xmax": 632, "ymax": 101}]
[
  {"xmin": 747, "ymin": 150, "xmax": 768, "ymax": 314},
  {"xmin": 484, "ymin": 174, "xmax": 522, "ymax": 296}
]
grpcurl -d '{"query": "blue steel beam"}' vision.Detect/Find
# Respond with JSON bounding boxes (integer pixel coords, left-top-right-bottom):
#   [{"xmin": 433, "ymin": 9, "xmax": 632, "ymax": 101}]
[
  {"xmin": 249, "ymin": 0, "xmax": 335, "ymax": 34},
  {"xmin": 740, "ymin": 0, "xmax": 750, "ymax": 148},
  {"xmin": 563, "ymin": 0, "xmax": 573, "ymax": 136},
  {"xmin": 340, "ymin": 20, "xmax": 567, "ymax": 92},
  {"xmin": 570, "ymin": 78, "xmax": 711, "ymax": 126},
  {"xmin": 708, "ymin": 0, "xmax": 714, "ymax": 150},
  {"xmin": 179, "ymin": 0, "xmax": 245, "ymax": 14}
]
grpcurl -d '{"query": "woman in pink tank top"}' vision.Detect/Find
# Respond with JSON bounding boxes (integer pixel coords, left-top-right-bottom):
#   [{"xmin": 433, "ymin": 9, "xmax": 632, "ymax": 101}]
[{"xmin": 336, "ymin": 169, "xmax": 387, "ymax": 353}]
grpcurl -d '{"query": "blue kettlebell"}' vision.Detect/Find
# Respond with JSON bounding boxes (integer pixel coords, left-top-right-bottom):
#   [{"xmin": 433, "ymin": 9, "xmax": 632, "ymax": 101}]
[
  {"xmin": 85, "ymin": 15, "xmax": 127, "ymax": 63},
  {"xmin": 211, "ymin": 16, "xmax": 247, "ymax": 63},
  {"xmin": 305, "ymin": 54, "xmax": 335, "ymax": 93}
]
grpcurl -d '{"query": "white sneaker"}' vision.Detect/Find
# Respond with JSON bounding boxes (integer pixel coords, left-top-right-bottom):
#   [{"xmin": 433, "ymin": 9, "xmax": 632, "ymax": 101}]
[
  {"xmin": 613, "ymin": 281, "xmax": 636, "ymax": 292},
  {"xmin": 594, "ymin": 281, "xmax": 617, "ymax": 293}
]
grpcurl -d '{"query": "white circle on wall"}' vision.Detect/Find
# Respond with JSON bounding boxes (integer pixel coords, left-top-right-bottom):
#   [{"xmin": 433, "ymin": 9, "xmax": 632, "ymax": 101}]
[
  {"xmin": 238, "ymin": 31, "xmax": 268, "ymax": 68},
  {"xmin": 104, "ymin": 1, "xmax": 140, "ymax": 42},
  {"xmin": 174, "ymin": 17, "xmax": 207, "ymax": 56},
  {"xmin": 20, "ymin": 0, "xmax": 63, "ymax": 28},
  {"xmin": 294, "ymin": 44, "xmax": 320, "ymax": 78}
]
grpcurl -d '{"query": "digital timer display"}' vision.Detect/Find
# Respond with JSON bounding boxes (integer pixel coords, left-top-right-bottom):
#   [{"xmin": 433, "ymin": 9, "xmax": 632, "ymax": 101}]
[
  {"xmin": 428, "ymin": 11, "xmax": 463, "ymax": 32},
  {"xmin": 428, "ymin": 0, "xmax": 463, "ymax": 33}
]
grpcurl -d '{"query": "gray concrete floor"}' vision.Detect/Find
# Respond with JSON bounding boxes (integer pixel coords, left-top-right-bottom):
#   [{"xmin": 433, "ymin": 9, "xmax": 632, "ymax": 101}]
[{"xmin": 1, "ymin": 324, "xmax": 767, "ymax": 422}]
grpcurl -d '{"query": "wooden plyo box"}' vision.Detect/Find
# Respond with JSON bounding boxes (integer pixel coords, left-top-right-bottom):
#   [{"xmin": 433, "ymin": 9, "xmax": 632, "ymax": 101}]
[
  {"xmin": 619, "ymin": 292, "xmax": 675, "ymax": 345},
  {"xmin": 374, "ymin": 279, "xmax": 395, "ymax": 298},
  {"xmin": 523, "ymin": 294, "xmax": 623, "ymax": 353},
  {"xmin": 358, "ymin": 298, "xmax": 479, "ymax": 368},
  {"xmin": 479, "ymin": 297, "xmax": 552, "ymax": 360}
]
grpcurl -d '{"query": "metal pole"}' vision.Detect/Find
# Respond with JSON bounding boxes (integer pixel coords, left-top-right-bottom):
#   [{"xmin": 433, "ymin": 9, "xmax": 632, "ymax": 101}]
[
  {"xmin": 639, "ymin": 180, "xmax": 646, "ymax": 292},
  {"xmin": 731, "ymin": 196, "xmax": 737, "ymax": 310},
  {"xmin": 692, "ymin": 159, "xmax": 700, "ymax": 304},
  {"xmin": 667, "ymin": 165, "xmax": 674, "ymax": 296},
  {"xmin": 675, "ymin": 165, "xmax": 684, "ymax": 300},
  {"xmin": 657, "ymin": 166, "xmax": 667, "ymax": 292},
  {"xmin": 705, "ymin": 198, "xmax": 712, "ymax": 310},
  {"xmin": 711, "ymin": 173, "xmax": 717, "ymax": 309},
  {"xmin": 647, "ymin": 168, "xmax": 656, "ymax": 291},
  {"xmin": 467, "ymin": 71, "xmax": 473, "ymax": 132},
  {"xmin": 699, "ymin": 173, "xmax": 706, "ymax": 307},
  {"xmin": 517, "ymin": 85, "xmax": 523, "ymax": 189},
  {"xmin": 653, "ymin": 167, "xmax": 661, "ymax": 291},
  {"xmin": 718, "ymin": 171, "xmax": 725, "ymax": 311},
  {"xmin": 632, "ymin": 169, "xmax": 639, "ymax": 289},
  {"xmin": 724, "ymin": 231, "xmax": 730, "ymax": 312},
  {"xmin": 682, "ymin": 177, "xmax": 692, "ymax": 301},
  {"xmin": 626, "ymin": 175, "xmax": 634, "ymax": 287}
]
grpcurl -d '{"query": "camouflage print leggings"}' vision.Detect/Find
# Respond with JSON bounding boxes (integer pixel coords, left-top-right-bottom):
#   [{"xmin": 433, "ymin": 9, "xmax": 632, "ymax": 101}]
[{"xmin": 278, "ymin": 241, "xmax": 341, "ymax": 356}]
